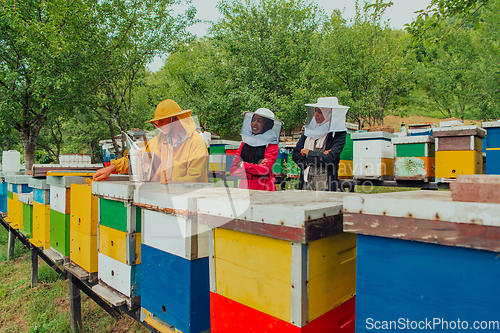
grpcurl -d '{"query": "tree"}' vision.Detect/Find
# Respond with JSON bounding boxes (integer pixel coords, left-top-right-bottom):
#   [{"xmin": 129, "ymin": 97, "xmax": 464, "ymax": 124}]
[
  {"xmin": 0, "ymin": 0, "xmax": 103, "ymax": 171},
  {"xmin": 319, "ymin": 7, "xmax": 413, "ymax": 127}
]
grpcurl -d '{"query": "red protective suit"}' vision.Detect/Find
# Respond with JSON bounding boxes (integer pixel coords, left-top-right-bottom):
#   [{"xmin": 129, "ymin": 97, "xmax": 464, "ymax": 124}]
[{"xmin": 230, "ymin": 142, "xmax": 278, "ymax": 191}]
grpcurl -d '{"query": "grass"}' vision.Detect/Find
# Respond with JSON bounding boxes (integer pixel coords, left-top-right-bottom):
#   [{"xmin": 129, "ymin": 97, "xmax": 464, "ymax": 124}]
[{"xmin": 0, "ymin": 226, "xmax": 149, "ymax": 333}]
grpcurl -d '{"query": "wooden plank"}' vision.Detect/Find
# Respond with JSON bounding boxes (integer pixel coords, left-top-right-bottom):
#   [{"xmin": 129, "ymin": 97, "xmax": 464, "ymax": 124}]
[
  {"xmin": 214, "ymin": 228, "xmax": 291, "ymax": 323},
  {"xmin": 92, "ymin": 284, "xmax": 127, "ymax": 307},
  {"xmin": 44, "ymin": 247, "xmax": 65, "ymax": 264},
  {"xmin": 141, "ymin": 243, "xmax": 210, "ymax": 333},
  {"xmin": 308, "ymin": 233, "xmax": 356, "ymax": 322},
  {"xmin": 7, "ymin": 229, "xmax": 16, "ymax": 260},
  {"xmin": 32, "ymin": 166, "xmax": 100, "ymax": 178},
  {"xmin": 290, "ymin": 242, "xmax": 308, "ymax": 327},
  {"xmin": 436, "ymin": 135, "xmax": 479, "ymax": 151},
  {"xmin": 210, "ymin": 292, "xmax": 355, "ymax": 332},
  {"xmin": 344, "ymin": 213, "xmax": 500, "ymax": 252},
  {"xmin": 432, "ymin": 127, "xmax": 486, "ymax": 138},
  {"xmin": 199, "ymin": 213, "xmax": 344, "ymax": 244},
  {"xmin": 355, "ymin": 234, "xmax": 499, "ymax": 333}
]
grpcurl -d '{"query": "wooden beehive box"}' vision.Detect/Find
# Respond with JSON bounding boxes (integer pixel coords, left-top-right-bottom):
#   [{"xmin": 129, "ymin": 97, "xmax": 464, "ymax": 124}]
[
  {"xmin": 433, "ymin": 125, "xmax": 486, "ymax": 179},
  {"xmin": 352, "ymin": 131, "xmax": 397, "ymax": 180},
  {"xmin": 18, "ymin": 192, "xmax": 33, "ymax": 236},
  {"xmin": 392, "ymin": 135, "xmax": 435, "ymax": 181},
  {"xmin": 47, "ymin": 175, "xmax": 87, "ymax": 259},
  {"xmin": 198, "ymin": 190, "xmax": 356, "ymax": 332},
  {"xmin": 29, "ymin": 178, "xmax": 51, "ymax": 249},
  {"xmin": 5, "ymin": 175, "xmax": 33, "ymax": 229},
  {"xmin": 483, "ymin": 120, "xmax": 500, "ymax": 175},
  {"xmin": 343, "ymin": 190, "xmax": 500, "ymax": 331}
]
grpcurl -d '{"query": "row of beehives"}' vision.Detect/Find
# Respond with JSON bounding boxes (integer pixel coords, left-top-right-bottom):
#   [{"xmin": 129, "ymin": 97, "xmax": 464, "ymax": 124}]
[
  {"xmin": 347, "ymin": 124, "xmax": 494, "ymax": 181},
  {"xmin": 1, "ymin": 174, "xmax": 356, "ymax": 333}
]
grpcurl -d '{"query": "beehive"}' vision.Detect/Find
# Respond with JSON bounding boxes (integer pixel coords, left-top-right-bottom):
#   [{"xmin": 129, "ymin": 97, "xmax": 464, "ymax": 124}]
[
  {"xmin": 198, "ymin": 190, "xmax": 356, "ymax": 332},
  {"xmin": 29, "ymin": 178, "xmax": 51, "ymax": 249},
  {"xmin": 69, "ymin": 183, "xmax": 99, "ymax": 273},
  {"xmin": 91, "ymin": 180, "xmax": 142, "ymax": 303},
  {"xmin": 135, "ymin": 184, "xmax": 214, "ymax": 333},
  {"xmin": 352, "ymin": 131, "xmax": 397, "ymax": 180},
  {"xmin": 343, "ymin": 191, "xmax": 500, "ymax": 332},
  {"xmin": 392, "ymin": 135, "xmax": 435, "ymax": 181},
  {"xmin": 47, "ymin": 175, "xmax": 88, "ymax": 258},
  {"xmin": 482, "ymin": 120, "xmax": 500, "ymax": 175},
  {"xmin": 5, "ymin": 175, "xmax": 33, "ymax": 228},
  {"xmin": 433, "ymin": 125, "xmax": 486, "ymax": 179}
]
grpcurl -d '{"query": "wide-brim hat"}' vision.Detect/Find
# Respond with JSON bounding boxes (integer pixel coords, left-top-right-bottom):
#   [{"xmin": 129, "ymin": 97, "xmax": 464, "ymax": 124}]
[
  {"xmin": 305, "ymin": 97, "xmax": 349, "ymax": 109},
  {"xmin": 244, "ymin": 108, "xmax": 283, "ymax": 125},
  {"xmin": 146, "ymin": 99, "xmax": 192, "ymax": 123}
]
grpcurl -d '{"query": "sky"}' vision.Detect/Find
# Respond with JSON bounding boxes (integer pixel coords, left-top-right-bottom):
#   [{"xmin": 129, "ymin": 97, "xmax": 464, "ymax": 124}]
[{"xmin": 148, "ymin": 0, "xmax": 431, "ymax": 71}]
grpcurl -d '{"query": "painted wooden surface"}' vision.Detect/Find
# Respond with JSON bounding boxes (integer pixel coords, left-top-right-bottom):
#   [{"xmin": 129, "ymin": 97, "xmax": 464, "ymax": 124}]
[
  {"xmin": 0, "ymin": 180, "xmax": 7, "ymax": 213},
  {"xmin": 33, "ymin": 188, "xmax": 50, "ymax": 205},
  {"xmin": 31, "ymin": 202, "xmax": 51, "ymax": 249},
  {"xmin": 21, "ymin": 203, "xmax": 33, "ymax": 236},
  {"xmin": 484, "ymin": 124, "xmax": 500, "ymax": 148},
  {"xmin": 353, "ymin": 138, "xmax": 395, "ymax": 159},
  {"xmin": 5, "ymin": 192, "xmax": 13, "ymax": 223},
  {"xmin": 355, "ymin": 234, "xmax": 500, "ymax": 333},
  {"xmin": 486, "ymin": 149, "xmax": 500, "ymax": 175},
  {"xmin": 142, "ymin": 308, "xmax": 181, "ymax": 333},
  {"xmin": 9, "ymin": 193, "xmax": 23, "ymax": 229},
  {"xmin": 395, "ymin": 142, "xmax": 435, "ymax": 158},
  {"xmin": 450, "ymin": 175, "xmax": 500, "ymax": 203},
  {"xmin": 210, "ymin": 293, "xmax": 355, "ymax": 333},
  {"xmin": 98, "ymin": 253, "xmax": 141, "ymax": 298},
  {"xmin": 432, "ymin": 125, "xmax": 486, "ymax": 138},
  {"xmin": 50, "ymin": 186, "xmax": 71, "ymax": 214},
  {"xmin": 353, "ymin": 157, "xmax": 394, "ymax": 178},
  {"xmin": 338, "ymin": 160, "xmax": 353, "ymax": 178},
  {"xmin": 70, "ymin": 183, "xmax": 98, "ymax": 236},
  {"xmin": 70, "ymin": 227, "xmax": 98, "ymax": 273},
  {"xmin": 214, "ymin": 228, "xmax": 292, "ymax": 323},
  {"xmin": 435, "ymin": 150, "xmax": 482, "ymax": 178},
  {"xmin": 99, "ymin": 225, "xmax": 141, "ymax": 265},
  {"xmin": 142, "ymin": 209, "xmax": 209, "ymax": 260},
  {"xmin": 343, "ymin": 191, "xmax": 500, "ymax": 251},
  {"xmin": 50, "ymin": 210, "xmax": 71, "ymax": 256},
  {"xmin": 394, "ymin": 157, "xmax": 435, "ymax": 180},
  {"xmin": 46, "ymin": 175, "xmax": 87, "ymax": 188},
  {"xmin": 197, "ymin": 190, "xmax": 345, "ymax": 231},
  {"xmin": 99, "ymin": 198, "xmax": 141, "ymax": 233},
  {"xmin": 141, "ymin": 243, "xmax": 210, "ymax": 333},
  {"xmin": 308, "ymin": 233, "xmax": 356, "ymax": 322},
  {"xmin": 436, "ymin": 135, "xmax": 482, "ymax": 151}
]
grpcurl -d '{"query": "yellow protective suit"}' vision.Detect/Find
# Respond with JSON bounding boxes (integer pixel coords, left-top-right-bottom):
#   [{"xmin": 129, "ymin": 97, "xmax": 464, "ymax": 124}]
[{"xmin": 112, "ymin": 113, "xmax": 208, "ymax": 183}]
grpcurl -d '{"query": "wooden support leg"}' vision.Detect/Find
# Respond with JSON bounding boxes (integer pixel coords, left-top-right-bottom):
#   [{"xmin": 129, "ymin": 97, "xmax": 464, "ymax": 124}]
[
  {"xmin": 69, "ymin": 275, "xmax": 82, "ymax": 332},
  {"xmin": 31, "ymin": 248, "xmax": 38, "ymax": 288},
  {"xmin": 7, "ymin": 229, "xmax": 15, "ymax": 260}
]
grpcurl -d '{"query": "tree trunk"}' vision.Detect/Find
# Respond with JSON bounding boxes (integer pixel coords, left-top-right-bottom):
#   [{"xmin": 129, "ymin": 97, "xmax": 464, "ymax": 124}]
[{"xmin": 19, "ymin": 126, "xmax": 41, "ymax": 174}]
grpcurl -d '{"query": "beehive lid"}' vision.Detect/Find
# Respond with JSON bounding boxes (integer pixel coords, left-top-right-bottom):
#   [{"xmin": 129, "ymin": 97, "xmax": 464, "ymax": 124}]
[
  {"xmin": 351, "ymin": 131, "xmax": 397, "ymax": 140},
  {"xmin": 134, "ymin": 185, "xmax": 239, "ymax": 214},
  {"xmin": 198, "ymin": 190, "xmax": 350, "ymax": 243},
  {"xmin": 433, "ymin": 125, "xmax": 486, "ymax": 138},
  {"xmin": 343, "ymin": 190, "xmax": 500, "ymax": 251},
  {"xmin": 28, "ymin": 177, "xmax": 50, "ymax": 190},
  {"xmin": 18, "ymin": 192, "xmax": 33, "ymax": 205},
  {"xmin": 46, "ymin": 175, "xmax": 88, "ymax": 188},
  {"xmin": 391, "ymin": 136, "xmax": 434, "ymax": 145},
  {"xmin": 5, "ymin": 174, "xmax": 32, "ymax": 184},
  {"xmin": 482, "ymin": 120, "xmax": 500, "ymax": 128}
]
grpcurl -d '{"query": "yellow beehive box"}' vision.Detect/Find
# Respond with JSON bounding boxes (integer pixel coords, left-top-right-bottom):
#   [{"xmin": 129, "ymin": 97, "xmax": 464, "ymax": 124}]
[
  {"xmin": 213, "ymin": 228, "xmax": 356, "ymax": 324},
  {"xmin": 435, "ymin": 150, "xmax": 482, "ymax": 179},
  {"xmin": 70, "ymin": 227, "xmax": 98, "ymax": 273},
  {"xmin": 31, "ymin": 202, "xmax": 51, "ymax": 250},
  {"xmin": 70, "ymin": 183, "xmax": 98, "ymax": 236},
  {"xmin": 9, "ymin": 193, "xmax": 23, "ymax": 229},
  {"xmin": 338, "ymin": 160, "xmax": 354, "ymax": 178},
  {"xmin": 99, "ymin": 225, "xmax": 141, "ymax": 265}
]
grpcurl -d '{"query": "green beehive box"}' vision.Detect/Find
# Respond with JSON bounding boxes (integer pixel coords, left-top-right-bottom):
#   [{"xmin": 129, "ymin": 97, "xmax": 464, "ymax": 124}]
[
  {"xmin": 396, "ymin": 143, "xmax": 435, "ymax": 158},
  {"xmin": 50, "ymin": 210, "xmax": 71, "ymax": 256},
  {"xmin": 21, "ymin": 203, "xmax": 33, "ymax": 236},
  {"xmin": 100, "ymin": 198, "xmax": 142, "ymax": 233},
  {"xmin": 209, "ymin": 145, "xmax": 226, "ymax": 155},
  {"xmin": 273, "ymin": 159, "xmax": 285, "ymax": 174}
]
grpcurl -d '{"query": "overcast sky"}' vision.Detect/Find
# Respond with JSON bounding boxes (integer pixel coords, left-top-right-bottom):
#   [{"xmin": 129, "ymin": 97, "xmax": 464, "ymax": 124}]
[{"xmin": 149, "ymin": 0, "xmax": 431, "ymax": 71}]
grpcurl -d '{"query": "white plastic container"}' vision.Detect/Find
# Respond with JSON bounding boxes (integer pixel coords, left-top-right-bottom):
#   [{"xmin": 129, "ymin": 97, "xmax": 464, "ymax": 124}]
[{"xmin": 2, "ymin": 150, "xmax": 21, "ymax": 172}]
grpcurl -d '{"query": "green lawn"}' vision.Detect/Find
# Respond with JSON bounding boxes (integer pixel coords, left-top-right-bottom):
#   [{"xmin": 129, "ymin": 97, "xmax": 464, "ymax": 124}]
[{"xmin": 0, "ymin": 226, "xmax": 148, "ymax": 333}]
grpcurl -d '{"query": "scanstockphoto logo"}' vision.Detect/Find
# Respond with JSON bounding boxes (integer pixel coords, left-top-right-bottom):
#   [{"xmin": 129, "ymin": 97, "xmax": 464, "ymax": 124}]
[{"xmin": 365, "ymin": 318, "xmax": 500, "ymax": 330}]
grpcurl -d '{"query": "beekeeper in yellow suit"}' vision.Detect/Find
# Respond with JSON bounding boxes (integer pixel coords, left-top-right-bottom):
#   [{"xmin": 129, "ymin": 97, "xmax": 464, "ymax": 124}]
[{"xmin": 93, "ymin": 99, "xmax": 209, "ymax": 183}]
